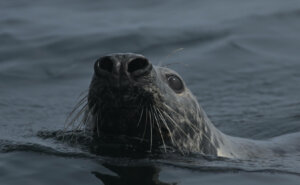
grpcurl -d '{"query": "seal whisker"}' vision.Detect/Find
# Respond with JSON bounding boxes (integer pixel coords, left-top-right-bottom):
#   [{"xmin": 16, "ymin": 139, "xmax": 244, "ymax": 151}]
[
  {"xmin": 79, "ymin": 106, "xmax": 94, "ymax": 132},
  {"xmin": 137, "ymin": 107, "xmax": 144, "ymax": 128},
  {"xmin": 158, "ymin": 48, "xmax": 184, "ymax": 67},
  {"xmin": 155, "ymin": 108, "xmax": 176, "ymax": 144},
  {"xmin": 83, "ymin": 106, "xmax": 93, "ymax": 125},
  {"xmin": 65, "ymin": 94, "xmax": 88, "ymax": 123},
  {"xmin": 152, "ymin": 106, "xmax": 167, "ymax": 153},
  {"xmin": 74, "ymin": 106, "xmax": 91, "ymax": 131},
  {"xmin": 141, "ymin": 106, "xmax": 148, "ymax": 143},
  {"xmin": 156, "ymin": 107, "xmax": 186, "ymax": 154},
  {"xmin": 160, "ymin": 109, "xmax": 190, "ymax": 153},
  {"xmin": 149, "ymin": 106, "xmax": 153, "ymax": 152},
  {"xmin": 66, "ymin": 104, "xmax": 95, "ymax": 142},
  {"xmin": 65, "ymin": 103, "xmax": 88, "ymax": 131},
  {"xmin": 160, "ymin": 108, "xmax": 189, "ymax": 137},
  {"xmin": 157, "ymin": 108, "xmax": 187, "ymax": 154}
]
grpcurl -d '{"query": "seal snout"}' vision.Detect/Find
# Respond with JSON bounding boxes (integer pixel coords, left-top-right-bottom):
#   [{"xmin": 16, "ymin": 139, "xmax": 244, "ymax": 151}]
[
  {"xmin": 94, "ymin": 53, "xmax": 152, "ymax": 81},
  {"xmin": 88, "ymin": 53, "xmax": 160, "ymax": 141}
]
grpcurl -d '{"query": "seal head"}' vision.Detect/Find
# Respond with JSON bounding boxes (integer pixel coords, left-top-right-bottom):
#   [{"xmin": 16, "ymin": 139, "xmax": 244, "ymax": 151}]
[{"xmin": 87, "ymin": 53, "xmax": 219, "ymax": 154}]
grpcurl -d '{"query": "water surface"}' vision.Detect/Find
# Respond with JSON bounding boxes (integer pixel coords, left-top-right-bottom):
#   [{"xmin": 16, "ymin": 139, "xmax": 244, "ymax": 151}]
[{"xmin": 1, "ymin": 0, "xmax": 300, "ymax": 184}]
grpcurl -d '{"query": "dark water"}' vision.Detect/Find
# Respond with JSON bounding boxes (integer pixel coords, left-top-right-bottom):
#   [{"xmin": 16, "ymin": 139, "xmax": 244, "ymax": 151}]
[{"xmin": 1, "ymin": 0, "xmax": 300, "ymax": 184}]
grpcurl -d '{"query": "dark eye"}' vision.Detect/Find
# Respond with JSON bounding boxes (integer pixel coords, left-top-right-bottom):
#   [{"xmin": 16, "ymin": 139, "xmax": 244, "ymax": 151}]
[{"xmin": 167, "ymin": 75, "xmax": 184, "ymax": 93}]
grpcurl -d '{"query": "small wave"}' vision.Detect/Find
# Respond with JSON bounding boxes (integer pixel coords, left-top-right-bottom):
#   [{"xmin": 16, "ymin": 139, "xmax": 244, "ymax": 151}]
[
  {"xmin": 0, "ymin": 139, "xmax": 92, "ymax": 159},
  {"xmin": 158, "ymin": 157, "xmax": 300, "ymax": 177},
  {"xmin": 259, "ymin": 8, "xmax": 300, "ymax": 19}
]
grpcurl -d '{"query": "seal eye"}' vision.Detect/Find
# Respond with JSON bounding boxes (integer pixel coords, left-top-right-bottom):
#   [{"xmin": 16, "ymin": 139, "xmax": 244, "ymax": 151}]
[{"xmin": 167, "ymin": 75, "xmax": 184, "ymax": 93}]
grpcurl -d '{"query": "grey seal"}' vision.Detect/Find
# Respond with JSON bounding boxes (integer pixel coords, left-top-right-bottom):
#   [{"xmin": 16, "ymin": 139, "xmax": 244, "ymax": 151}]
[{"xmin": 74, "ymin": 53, "xmax": 300, "ymax": 159}]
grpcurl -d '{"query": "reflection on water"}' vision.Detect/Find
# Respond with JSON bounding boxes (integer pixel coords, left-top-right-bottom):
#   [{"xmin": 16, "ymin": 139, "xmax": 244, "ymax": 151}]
[{"xmin": 93, "ymin": 164, "xmax": 172, "ymax": 185}]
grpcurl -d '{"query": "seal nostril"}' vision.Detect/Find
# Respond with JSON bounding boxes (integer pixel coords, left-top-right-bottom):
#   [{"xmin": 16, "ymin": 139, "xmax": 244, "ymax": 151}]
[
  {"xmin": 128, "ymin": 58, "xmax": 150, "ymax": 74},
  {"xmin": 99, "ymin": 57, "xmax": 114, "ymax": 73}
]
